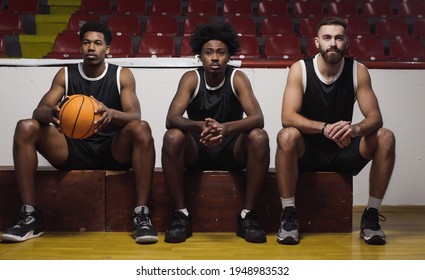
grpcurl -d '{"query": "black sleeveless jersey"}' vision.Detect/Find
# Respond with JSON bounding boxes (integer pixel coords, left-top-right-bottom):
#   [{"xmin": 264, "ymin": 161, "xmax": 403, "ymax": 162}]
[
  {"xmin": 65, "ymin": 62, "xmax": 122, "ymax": 138},
  {"xmin": 187, "ymin": 66, "xmax": 243, "ymax": 123},
  {"xmin": 301, "ymin": 56, "xmax": 357, "ymax": 146}
]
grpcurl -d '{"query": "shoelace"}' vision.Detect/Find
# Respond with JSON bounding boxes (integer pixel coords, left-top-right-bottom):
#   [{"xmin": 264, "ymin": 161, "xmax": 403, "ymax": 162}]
[
  {"xmin": 14, "ymin": 212, "xmax": 35, "ymax": 227},
  {"xmin": 134, "ymin": 212, "xmax": 151, "ymax": 227}
]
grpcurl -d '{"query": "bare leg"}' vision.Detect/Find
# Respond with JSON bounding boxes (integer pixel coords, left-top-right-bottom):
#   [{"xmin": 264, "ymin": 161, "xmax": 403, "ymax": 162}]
[
  {"xmin": 234, "ymin": 128, "xmax": 270, "ymax": 209},
  {"xmin": 13, "ymin": 119, "xmax": 68, "ymax": 206},
  {"xmin": 360, "ymin": 127, "xmax": 396, "ymax": 199},
  {"xmin": 161, "ymin": 129, "xmax": 197, "ymax": 209},
  {"xmin": 275, "ymin": 127, "xmax": 305, "ymax": 199},
  {"xmin": 112, "ymin": 120, "xmax": 155, "ymax": 206}
]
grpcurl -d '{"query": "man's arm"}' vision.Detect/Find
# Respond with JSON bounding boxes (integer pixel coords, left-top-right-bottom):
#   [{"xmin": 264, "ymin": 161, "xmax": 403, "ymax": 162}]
[
  {"xmin": 94, "ymin": 67, "xmax": 141, "ymax": 131},
  {"xmin": 165, "ymin": 70, "xmax": 204, "ymax": 133},
  {"xmin": 281, "ymin": 61, "xmax": 325, "ymax": 133},
  {"xmin": 331, "ymin": 62, "xmax": 383, "ymax": 142},
  {"xmin": 32, "ymin": 68, "xmax": 67, "ymax": 126},
  {"xmin": 219, "ymin": 69, "xmax": 264, "ymax": 135}
]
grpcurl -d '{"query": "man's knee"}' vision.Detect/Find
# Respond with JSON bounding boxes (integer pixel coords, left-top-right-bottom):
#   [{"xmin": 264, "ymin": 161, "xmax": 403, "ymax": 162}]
[
  {"xmin": 247, "ymin": 128, "xmax": 269, "ymax": 148},
  {"xmin": 276, "ymin": 127, "xmax": 302, "ymax": 150},
  {"xmin": 14, "ymin": 119, "xmax": 41, "ymax": 139},
  {"xmin": 162, "ymin": 129, "xmax": 186, "ymax": 150},
  {"xmin": 377, "ymin": 127, "xmax": 396, "ymax": 153}
]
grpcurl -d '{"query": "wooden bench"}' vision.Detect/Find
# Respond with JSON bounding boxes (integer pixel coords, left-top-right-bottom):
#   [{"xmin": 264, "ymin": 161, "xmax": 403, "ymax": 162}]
[{"xmin": 0, "ymin": 167, "xmax": 353, "ymax": 233}]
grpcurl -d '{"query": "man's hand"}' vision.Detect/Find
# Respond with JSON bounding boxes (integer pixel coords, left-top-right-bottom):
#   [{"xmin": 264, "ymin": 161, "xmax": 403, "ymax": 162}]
[
  {"xmin": 200, "ymin": 118, "xmax": 224, "ymax": 147},
  {"xmin": 323, "ymin": 120, "xmax": 358, "ymax": 148}
]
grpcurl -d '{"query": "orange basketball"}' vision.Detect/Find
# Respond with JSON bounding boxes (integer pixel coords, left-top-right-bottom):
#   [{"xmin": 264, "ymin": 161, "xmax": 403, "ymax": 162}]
[{"xmin": 58, "ymin": 94, "xmax": 100, "ymax": 139}]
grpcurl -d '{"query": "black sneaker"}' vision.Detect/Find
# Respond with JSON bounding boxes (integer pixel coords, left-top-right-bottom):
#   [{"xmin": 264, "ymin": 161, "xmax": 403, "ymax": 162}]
[
  {"xmin": 277, "ymin": 206, "xmax": 299, "ymax": 245},
  {"xmin": 132, "ymin": 208, "xmax": 158, "ymax": 244},
  {"xmin": 164, "ymin": 210, "xmax": 192, "ymax": 243},
  {"xmin": 360, "ymin": 207, "xmax": 386, "ymax": 245},
  {"xmin": 237, "ymin": 211, "xmax": 267, "ymax": 243},
  {"xmin": 1, "ymin": 205, "xmax": 44, "ymax": 242}
]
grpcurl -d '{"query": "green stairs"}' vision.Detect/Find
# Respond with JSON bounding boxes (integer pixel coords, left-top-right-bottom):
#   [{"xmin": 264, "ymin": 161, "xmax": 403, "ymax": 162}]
[{"xmin": 19, "ymin": 0, "xmax": 81, "ymax": 58}]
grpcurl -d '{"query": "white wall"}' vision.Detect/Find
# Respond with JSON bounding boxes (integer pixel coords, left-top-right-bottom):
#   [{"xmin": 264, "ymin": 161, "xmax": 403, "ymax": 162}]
[{"xmin": 0, "ymin": 62, "xmax": 424, "ymax": 206}]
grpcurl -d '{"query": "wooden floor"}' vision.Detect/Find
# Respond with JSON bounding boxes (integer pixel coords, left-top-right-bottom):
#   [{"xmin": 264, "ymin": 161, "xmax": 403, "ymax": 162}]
[{"xmin": 1, "ymin": 206, "xmax": 424, "ymax": 260}]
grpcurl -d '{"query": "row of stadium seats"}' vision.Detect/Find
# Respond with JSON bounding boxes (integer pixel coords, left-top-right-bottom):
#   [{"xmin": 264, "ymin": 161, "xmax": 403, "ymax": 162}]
[
  {"xmin": 2, "ymin": 13, "xmax": 425, "ymax": 39},
  {"xmin": 43, "ymin": 32, "xmax": 425, "ymax": 62},
  {"xmin": 0, "ymin": 0, "xmax": 424, "ymax": 60},
  {"xmin": 1, "ymin": 0, "xmax": 425, "ymax": 18}
]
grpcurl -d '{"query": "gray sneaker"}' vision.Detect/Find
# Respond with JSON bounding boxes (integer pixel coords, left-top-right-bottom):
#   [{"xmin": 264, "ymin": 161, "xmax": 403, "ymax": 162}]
[
  {"xmin": 132, "ymin": 208, "xmax": 158, "ymax": 244},
  {"xmin": 360, "ymin": 207, "xmax": 386, "ymax": 245},
  {"xmin": 277, "ymin": 206, "xmax": 299, "ymax": 245},
  {"xmin": 1, "ymin": 205, "xmax": 44, "ymax": 242}
]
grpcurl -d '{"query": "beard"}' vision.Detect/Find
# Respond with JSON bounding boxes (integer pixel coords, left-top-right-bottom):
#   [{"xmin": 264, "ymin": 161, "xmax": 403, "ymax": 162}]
[{"xmin": 319, "ymin": 46, "xmax": 347, "ymax": 65}]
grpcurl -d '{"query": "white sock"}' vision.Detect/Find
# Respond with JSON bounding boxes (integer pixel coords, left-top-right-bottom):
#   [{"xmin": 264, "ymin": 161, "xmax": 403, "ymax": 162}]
[
  {"xmin": 240, "ymin": 209, "xmax": 251, "ymax": 219},
  {"xmin": 23, "ymin": 204, "xmax": 35, "ymax": 213},
  {"xmin": 280, "ymin": 197, "xmax": 295, "ymax": 209},
  {"xmin": 177, "ymin": 208, "xmax": 189, "ymax": 217},
  {"xmin": 367, "ymin": 196, "xmax": 383, "ymax": 210},
  {"xmin": 134, "ymin": 205, "xmax": 149, "ymax": 214}
]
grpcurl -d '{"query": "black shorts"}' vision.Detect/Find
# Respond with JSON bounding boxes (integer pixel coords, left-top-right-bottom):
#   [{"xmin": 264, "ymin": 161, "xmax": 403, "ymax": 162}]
[
  {"xmin": 299, "ymin": 136, "xmax": 370, "ymax": 175},
  {"xmin": 53, "ymin": 136, "xmax": 131, "ymax": 171},
  {"xmin": 187, "ymin": 132, "xmax": 245, "ymax": 171}
]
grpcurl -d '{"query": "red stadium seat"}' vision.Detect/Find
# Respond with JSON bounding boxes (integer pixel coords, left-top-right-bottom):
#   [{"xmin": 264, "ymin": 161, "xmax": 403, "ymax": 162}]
[
  {"xmin": 257, "ymin": 0, "xmax": 289, "ymax": 17},
  {"xmin": 6, "ymin": 0, "xmax": 39, "ymax": 14},
  {"xmin": 327, "ymin": 2, "xmax": 359, "ymax": 18},
  {"xmin": 65, "ymin": 14, "xmax": 101, "ymax": 34},
  {"xmin": 107, "ymin": 35, "xmax": 134, "ymax": 58},
  {"xmin": 44, "ymin": 33, "xmax": 82, "ymax": 59},
  {"xmin": 260, "ymin": 16, "xmax": 295, "ymax": 37},
  {"xmin": 115, "ymin": 0, "xmax": 147, "ymax": 15},
  {"xmin": 136, "ymin": 35, "xmax": 176, "ymax": 57},
  {"xmin": 186, "ymin": 0, "xmax": 217, "ymax": 16},
  {"xmin": 304, "ymin": 37, "xmax": 318, "ymax": 57},
  {"xmin": 298, "ymin": 17, "xmax": 320, "ymax": 38},
  {"xmin": 264, "ymin": 35, "xmax": 304, "ymax": 60},
  {"xmin": 144, "ymin": 16, "xmax": 179, "ymax": 36},
  {"xmin": 222, "ymin": 0, "xmax": 253, "ymax": 16},
  {"xmin": 389, "ymin": 36, "xmax": 425, "ymax": 62},
  {"xmin": 182, "ymin": 16, "xmax": 211, "ymax": 37},
  {"xmin": 412, "ymin": 19, "xmax": 425, "ymax": 38},
  {"xmin": 77, "ymin": 0, "xmax": 112, "ymax": 15},
  {"xmin": 362, "ymin": 2, "xmax": 394, "ymax": 18},
  {"xmin": 374, "ymin": 18, "xmax": 409, "ymax": 39},
  {"xmin": 108, "ymin": 15, "xmax": 141, "ymax": 36},
  {"xmin": 179, "ymin": 36, "xmax": 194, "ymax": 57},
  {"xmin": 292, "ymin": 1, "xmax": 324, "ymax": 18},
  {"xmin": 225, "ymin": 16, "xmax": 257, "ymax": 37},
  {"xmin": 150, "ymin": 0, "xmax": 182, "ymax": 16},
  {"xmin": 348, "ymin": 36, "xmax": 394, "ymax": 61},
  {"xmin": 0, "ymin": 36, "xmax": 6, "ymax": 57},
  {"xmin": 345, "ymin": 17, "xmax": 372, "ymax": 39},
  {"xmin": 0, "ymin": 12, "xmax": 24, "ymax": 35},
  {"xmin": 233, "ymin": 36, "xmax": 260, "ymax": 59},
  {"xmin": 397, "ymin": 2, "xmax": 425, "ymax": 18}
]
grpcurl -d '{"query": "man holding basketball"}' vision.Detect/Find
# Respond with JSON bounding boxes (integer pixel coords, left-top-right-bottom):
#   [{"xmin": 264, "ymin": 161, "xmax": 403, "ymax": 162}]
[
  {"xmin": 161, "ymin": 22, "xmax": 270, "ymax": 243},
  {"xmin": 1, "ymin": 22, "xmax": 158, "ymax": 244}
]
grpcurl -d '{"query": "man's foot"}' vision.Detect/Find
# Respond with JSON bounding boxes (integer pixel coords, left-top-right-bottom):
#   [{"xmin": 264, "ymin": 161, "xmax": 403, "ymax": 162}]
[
  {"xmin": 1, "ymin": 205, "xmax": 44, "ymax": 242},
  {"xmin": 277, "ymin": 206, "xmax": 299, "ymax": 245},
  {"xmin": 237, "ymin": 211, "xmax": 267, "ymax": 243},
  {"xmin": 132, "ymin": 208, "xmax": 158, "ymax": 244},
  {"xmin": 164, "ymin": 210, "xmax": 192, "ymax": 243},
  {"xmin": 360, "ymin": 207, "xmax": 386, "ymax": 245}
]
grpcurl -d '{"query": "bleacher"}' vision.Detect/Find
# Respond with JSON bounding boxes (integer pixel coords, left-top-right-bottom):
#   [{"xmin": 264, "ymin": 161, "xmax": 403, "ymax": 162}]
[{"xmin": 0, "ymin": 0, "xmax": 424, "ymax": 62}]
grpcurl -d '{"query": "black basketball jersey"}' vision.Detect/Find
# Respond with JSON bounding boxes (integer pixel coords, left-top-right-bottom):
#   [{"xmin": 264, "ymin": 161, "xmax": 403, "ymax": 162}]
[
  {"xmin": 187, "ymin": 66, "xmax": 243, "ymax": 123},
  {"xmin": 65, "ymin": 62, "xmax": 122, "ymax": 138},
  {"xmin": 301, "ymin": 55, "xmax": 357, "ymax": 145}
]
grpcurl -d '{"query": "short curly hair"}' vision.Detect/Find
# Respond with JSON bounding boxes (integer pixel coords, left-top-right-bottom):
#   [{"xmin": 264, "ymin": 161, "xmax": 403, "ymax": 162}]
[
  {"xmin": 80, "ymin": 21, "xmax": 113, "ymax": 46},
  {"xmin": 190, "ymin": 21, "xmax": 240, "ymax": 56}
]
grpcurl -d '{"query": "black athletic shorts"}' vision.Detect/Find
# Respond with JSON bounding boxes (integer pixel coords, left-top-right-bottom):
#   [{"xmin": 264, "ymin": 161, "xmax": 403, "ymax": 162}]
[
  {"xmin": 187, "ymin": 132, "xmax": 245, "ymax": 171},
  {"xmin": 299, "ymin": 136, "xmax": 370, "ymax": 175},
  {"xmin": 53, "ymin": 136, "xmax": 131, "ymax": 171}
]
